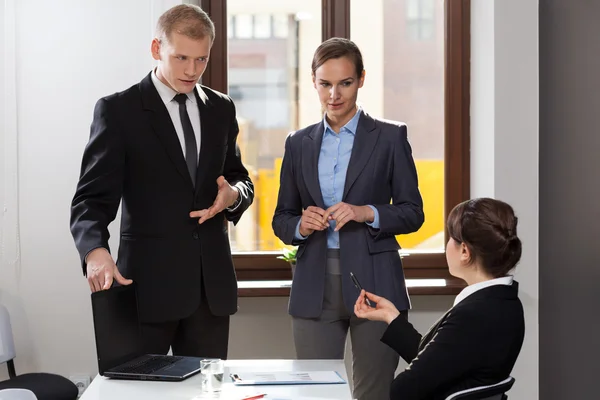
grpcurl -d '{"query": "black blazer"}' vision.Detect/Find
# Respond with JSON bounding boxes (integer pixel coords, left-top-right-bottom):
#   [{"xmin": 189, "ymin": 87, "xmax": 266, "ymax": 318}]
[
  {"xmin": 70, "ymin": 73, "xmax": 254, "ymax": 323},
  {"xmin": 381, "ymin": 282, "xmax": 525, "ymax": 400},
  {"xmin": 272, "ymin": 111, "xmax": 424, "ymax": 317}
]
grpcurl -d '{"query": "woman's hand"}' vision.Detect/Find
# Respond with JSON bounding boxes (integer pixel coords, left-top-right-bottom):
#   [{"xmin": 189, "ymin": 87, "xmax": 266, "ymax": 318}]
[
  {"xmin": 354, "ymin": 289, "xmax": 401, "ymax": 325},
  {"xmin": 323, "ymin": 202, "xmax": 374, "ymax": 231},
  {"xmin": 299, "ymin": 206, "xmax": 329, "ymax": 237}
]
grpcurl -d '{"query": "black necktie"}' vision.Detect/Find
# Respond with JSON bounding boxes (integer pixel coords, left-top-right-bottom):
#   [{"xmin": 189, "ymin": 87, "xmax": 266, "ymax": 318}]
[{"xmin": 173, "ymin": 93, "xmax": 197, "ymax": 186}]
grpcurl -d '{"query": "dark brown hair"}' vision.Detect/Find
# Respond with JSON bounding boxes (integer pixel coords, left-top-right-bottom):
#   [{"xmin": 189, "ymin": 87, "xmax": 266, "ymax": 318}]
[
  {"xmin": 447, "ymin": 198, "xmax": 522, "ymax": 278},
  {"xmin": 311, "ymin": 37, "xmax": 364, "ymax": 77},
  {"xmin": 156, "ymin": 4, "xmax": 215, "ymax": 44}
]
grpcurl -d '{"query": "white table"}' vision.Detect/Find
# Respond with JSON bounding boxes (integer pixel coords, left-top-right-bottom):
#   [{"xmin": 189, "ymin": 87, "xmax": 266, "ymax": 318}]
[{"xmin": 80, "ymin": 359, "xmax": 353, "ymax": 400}]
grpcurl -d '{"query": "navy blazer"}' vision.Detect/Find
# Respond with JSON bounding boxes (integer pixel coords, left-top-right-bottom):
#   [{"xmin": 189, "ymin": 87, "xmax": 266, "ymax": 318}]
[
  {"xmin": 272, "ymin": 111, "xmax": 424, "ymax": 318},
  {"xmin": 383, "ymin": 282, "xmax": 525, "ymax": 400}
]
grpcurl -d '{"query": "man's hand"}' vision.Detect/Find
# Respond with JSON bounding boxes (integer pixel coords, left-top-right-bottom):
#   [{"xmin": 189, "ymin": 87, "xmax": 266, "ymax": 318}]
[
  {"xmin": 323, "ymin": 202, "xmax": 374, "ymax": 231},
  {"xmin": 354, "ymin": 290, "xmax": 400, "ymax": 325},
  {"xmin": 86, "ymin": 248, "xmax": 132, "ymax": 292},
  {"xmin": 190, "ymin": 176, "xmax": 239, "ymax": 224},
  {"xmin": 299, "ymin": 206, "xmax": 329, "ymax": 237}
]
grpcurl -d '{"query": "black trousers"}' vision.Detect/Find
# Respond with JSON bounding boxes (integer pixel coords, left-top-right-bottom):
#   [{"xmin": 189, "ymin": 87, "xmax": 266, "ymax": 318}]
[{"xmin": 140, "ymin": 275, "xmax": 230, "ymax": 359}]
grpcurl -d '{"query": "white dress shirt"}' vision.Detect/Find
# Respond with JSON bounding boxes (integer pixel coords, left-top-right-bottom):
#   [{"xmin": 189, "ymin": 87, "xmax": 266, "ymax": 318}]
[
  {"xmin": 453, "ymin": 276, "xmax": 514, "ymax": 306},
  {"xmin": 151, "ymin": 69, "xmax": 201, "ymax": 162},
  {"xmin": 151, "ymin": 69, "xmax": 242, "ymax": 212}
]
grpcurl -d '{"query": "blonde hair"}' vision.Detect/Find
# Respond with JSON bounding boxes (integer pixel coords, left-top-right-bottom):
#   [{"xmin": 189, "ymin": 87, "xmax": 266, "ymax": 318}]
[{"xmin": 156, "ymin": 4, "xmax": 215, "ymax": 43}]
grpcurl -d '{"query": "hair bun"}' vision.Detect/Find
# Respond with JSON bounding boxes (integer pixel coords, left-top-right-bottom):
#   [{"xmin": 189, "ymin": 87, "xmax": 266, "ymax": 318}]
[{"xmin": 447, "ymin": 197, "xmax": 522, "ymax": 278}]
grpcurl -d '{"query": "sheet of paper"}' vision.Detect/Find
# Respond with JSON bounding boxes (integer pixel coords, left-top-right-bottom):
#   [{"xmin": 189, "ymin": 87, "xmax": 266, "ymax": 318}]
[
  {"xmin": 231, "ymin": 370, "xmax": 346, "ymax": 385},
  {"xmin": 268, "ymin": 398, "xmax": 340, "ymax": 400}
]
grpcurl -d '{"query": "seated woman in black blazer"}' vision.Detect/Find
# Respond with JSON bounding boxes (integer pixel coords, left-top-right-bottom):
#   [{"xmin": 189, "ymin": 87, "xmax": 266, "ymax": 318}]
[{"xmin": 355, "ymin": 197, "xmax": 525, "ymax": 400}]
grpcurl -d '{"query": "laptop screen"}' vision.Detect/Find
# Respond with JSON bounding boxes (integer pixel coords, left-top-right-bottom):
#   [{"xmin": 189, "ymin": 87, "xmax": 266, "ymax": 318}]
[{"xmin": 91, "ymin": 284, "xmax": 143, "ymax": 374}]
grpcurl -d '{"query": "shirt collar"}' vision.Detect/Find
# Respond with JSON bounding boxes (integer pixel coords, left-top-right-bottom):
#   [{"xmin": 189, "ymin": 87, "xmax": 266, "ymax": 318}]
[
  {"xmin": 453, "ymin": 276, "xmax": 514, "ymax": 307},
  {"xmin": 323, "ymin": 106, "xmax": 362, "ymax": 136},
  {"xmin": 151, "ymin": 68, "xmax": 197, "ymax": 106}
]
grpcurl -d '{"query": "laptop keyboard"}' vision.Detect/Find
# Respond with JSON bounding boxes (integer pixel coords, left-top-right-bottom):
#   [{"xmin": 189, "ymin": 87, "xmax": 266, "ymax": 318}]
[{"xmin": 112, "ymin": 355, "xmax": 184, "ymax": 375}]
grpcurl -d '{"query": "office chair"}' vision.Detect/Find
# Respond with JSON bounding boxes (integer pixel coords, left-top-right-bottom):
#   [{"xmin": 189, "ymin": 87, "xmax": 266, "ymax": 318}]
[
  {"xmin": 0, "ymin": 304, "xmax": 78, "ymax": 400},
  {"xmin": 0, "ymin": 389, "xmax": 38, "ymax": 400},
  {"xmin": 445, "ymin": 376, "xmax": 515, "ymax": 400}
]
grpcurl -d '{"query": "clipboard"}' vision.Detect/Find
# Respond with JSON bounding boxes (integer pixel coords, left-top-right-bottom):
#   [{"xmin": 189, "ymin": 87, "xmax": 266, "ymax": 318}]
[{"xmin": 229, "ymin": 370, "xmax": 346, "ymax": 385}]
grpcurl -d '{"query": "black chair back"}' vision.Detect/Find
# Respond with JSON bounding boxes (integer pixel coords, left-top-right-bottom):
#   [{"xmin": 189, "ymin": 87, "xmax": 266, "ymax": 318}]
[{"xmin": 445, "ymin": 376, "xmax": 515, "ymax": 400}]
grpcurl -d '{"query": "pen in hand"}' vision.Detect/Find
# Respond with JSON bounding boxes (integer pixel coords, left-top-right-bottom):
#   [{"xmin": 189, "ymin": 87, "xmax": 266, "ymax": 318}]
[
  {"xmin": 350, "ymin": 272, "xmax": 374, "ymax": 307},
  {"xmin": 362, "ymin": 293, "xmax": 374, "ymax": 308}
]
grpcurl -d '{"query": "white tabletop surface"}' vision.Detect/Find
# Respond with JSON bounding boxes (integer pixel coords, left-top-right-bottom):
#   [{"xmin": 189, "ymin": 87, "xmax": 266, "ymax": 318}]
[{"xmin": 80, "ymin": 359, "xmax": 353, "ymax": 400}]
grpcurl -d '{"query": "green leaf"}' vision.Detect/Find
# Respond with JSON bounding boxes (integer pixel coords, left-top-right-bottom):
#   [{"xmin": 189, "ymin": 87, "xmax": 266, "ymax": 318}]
[{"xmin": 278, "ymin": 247, "xmax": 297, "ymax": 262}]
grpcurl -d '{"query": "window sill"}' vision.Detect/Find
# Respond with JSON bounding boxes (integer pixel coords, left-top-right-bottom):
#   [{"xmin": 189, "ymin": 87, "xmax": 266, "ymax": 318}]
[{"xmin": 238, "ymin": 278, "xmax": 465, "ymax": 297}]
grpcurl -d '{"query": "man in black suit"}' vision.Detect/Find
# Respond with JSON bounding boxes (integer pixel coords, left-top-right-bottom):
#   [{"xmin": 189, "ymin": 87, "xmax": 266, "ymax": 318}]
[{"xmin": 70, "ymin": 4, "xmax": 253, "ymax": 359}]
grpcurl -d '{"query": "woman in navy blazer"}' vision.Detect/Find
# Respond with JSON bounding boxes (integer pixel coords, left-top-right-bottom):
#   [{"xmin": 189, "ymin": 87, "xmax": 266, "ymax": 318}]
[
  {"xmin": 355, "ymin": 198, "xmax": 525, "ymax": 400},
  {"xmin": 272, "ymin": 38, "xmax": 424, "ymax": 400}
]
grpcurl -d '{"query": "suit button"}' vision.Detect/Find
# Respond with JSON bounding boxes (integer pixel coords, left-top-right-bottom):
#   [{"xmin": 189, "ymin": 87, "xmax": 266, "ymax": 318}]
[{"xmin": 192, "ymin": 232, "xmax": 199, "ymax": 239}]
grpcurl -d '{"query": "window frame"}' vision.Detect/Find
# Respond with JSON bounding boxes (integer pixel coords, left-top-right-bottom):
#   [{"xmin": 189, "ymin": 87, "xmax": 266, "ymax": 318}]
[{"xmin": 200, "ymin": 0, "xmax": 470, "ymax": 295}]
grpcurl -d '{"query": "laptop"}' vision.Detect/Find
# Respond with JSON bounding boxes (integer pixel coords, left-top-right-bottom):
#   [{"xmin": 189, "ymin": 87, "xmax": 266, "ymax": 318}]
[{"xmin": 91, "ymin": 284, "xmax": 202, "ymax": 381}]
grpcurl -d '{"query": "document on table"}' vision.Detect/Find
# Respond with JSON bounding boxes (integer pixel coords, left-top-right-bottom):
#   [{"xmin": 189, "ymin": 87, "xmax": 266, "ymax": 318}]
[
  {"xmin": 230, "ymin": 370, "xmax": 346, "ymax": 385},
  {"xmin": 265, "ymin": 397, "xmax": 338, "ymax": 400}
]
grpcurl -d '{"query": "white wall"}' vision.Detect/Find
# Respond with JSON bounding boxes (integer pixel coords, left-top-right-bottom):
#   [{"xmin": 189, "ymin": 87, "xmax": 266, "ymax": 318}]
[
  {"xmin": 471, "ymin": 1, "xmax": 539, "ymax": 399},
  {"xmin": 0, "ymin": 0, "xmax": 5, "ymax": 229},
  {"xmin": 0, "ymin": 0, "xmax": 157, "ymax": 380}
]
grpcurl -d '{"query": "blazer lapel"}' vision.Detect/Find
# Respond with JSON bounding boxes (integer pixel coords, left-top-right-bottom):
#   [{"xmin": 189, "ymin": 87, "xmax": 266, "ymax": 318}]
[
  {"xmin": 193, "ymin": 86, "xmax": 214, "ymax": 192},
  {"xmin": 419, "ymin": 308, "xmax": 452, "ymax": 350},
  {"xmin": 302, "ymin": 122, "xmax": 326, "ymax": 209},
  {"xmin": 139, "ymin": 73, "xmax": 194, "ymax": 190},
  {"xmin": 343, "ymin": 111, "xmax": 380, "ymax": 200}
]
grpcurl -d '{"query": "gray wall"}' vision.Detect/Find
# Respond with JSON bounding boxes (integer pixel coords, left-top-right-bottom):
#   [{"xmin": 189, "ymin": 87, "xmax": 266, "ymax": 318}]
[{"xmin": 539, "ymin": 1, "xmax": 600, "ymax": 398}]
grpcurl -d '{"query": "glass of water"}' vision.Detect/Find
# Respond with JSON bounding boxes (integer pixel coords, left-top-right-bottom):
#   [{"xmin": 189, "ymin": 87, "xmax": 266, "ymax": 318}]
[{"xmin": 200, "ymin": 359, "xmax": 224, "ymax": 393}]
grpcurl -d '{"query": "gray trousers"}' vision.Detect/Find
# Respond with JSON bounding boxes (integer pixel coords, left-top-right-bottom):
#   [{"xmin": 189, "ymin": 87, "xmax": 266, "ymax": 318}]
[{"xmin": 292, "ymin": 250, "xmax": 401, "ymax": 400}]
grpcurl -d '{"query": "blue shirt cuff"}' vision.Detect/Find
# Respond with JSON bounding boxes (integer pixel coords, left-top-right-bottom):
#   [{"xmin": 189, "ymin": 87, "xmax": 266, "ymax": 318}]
[
  {"xmin": 366, "ymin": 205, "xmax": 380, "ymax": 229},
  {"xmin": 294, "ymin": 219, "xmax": 308, "ymax": 241}
]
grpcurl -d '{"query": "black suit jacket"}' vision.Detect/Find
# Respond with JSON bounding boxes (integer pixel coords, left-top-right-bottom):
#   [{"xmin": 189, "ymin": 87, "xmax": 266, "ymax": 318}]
[
  {"xmin": 70, "ymin": 73, "xmax": 254, "ymax": 323},
  {"xmin": 381, "ymin": 282, "xmax": 525, "ymax": 400},
  {"xmin": 272, "ymin": 111, "xmax": 423, "ymax": 317}
]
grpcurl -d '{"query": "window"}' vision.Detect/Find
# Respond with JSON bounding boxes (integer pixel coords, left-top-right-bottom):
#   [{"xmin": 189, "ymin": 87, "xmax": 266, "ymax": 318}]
[
  {"xmin": 227, "ymin": 14, "xmax": 234, "ymax": 39},
  {"xmin": 253, "ymin": 15, "xmax": 272, "ymax": 39},
  {"xmin": 228, "ymin": 14, "xmax": 288, "ymax": 40},
  {"xmin": 234, "ymin": 14, "xmax": 253, "ymax": 39},
  {"xmin": 225, "ymin": 0, "xmax": 322, "ymax": 252},
  {"xmin": 406, "ymin": 0, "xmax": 436, "ymax": 41},
  {"xmin": 272, "ymin": 15, "xmax": 290, "ymax": 39},
  {"xmin": 200, "ymin": 0, "xmax": 470, "ymax": 293},
  {"xmin": 351, "ymin": 0, "xmax": 444, "ymax": 251}
]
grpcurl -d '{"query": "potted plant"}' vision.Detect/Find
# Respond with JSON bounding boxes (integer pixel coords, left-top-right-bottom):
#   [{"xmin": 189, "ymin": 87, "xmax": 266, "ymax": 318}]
[{"xmin": 277, "ymin": 247, "xmax": 297, "ymax": 277}]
